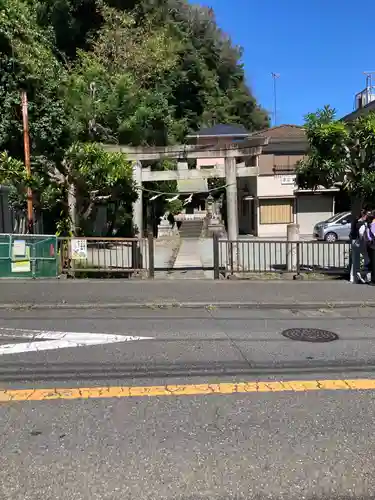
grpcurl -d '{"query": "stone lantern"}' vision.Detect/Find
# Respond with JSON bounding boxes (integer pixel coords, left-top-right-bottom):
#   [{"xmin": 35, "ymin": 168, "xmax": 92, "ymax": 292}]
[{"xmin": 206, "ymin": 194, "xmax": 214, "ymax": 217}]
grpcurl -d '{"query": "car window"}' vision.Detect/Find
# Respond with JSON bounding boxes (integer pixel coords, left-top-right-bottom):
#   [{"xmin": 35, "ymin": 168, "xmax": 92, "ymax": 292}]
[
  {"xmin": 336, "ymin": 214, "xmax": 352, "ymax": 224},
  {"xmin": 326, "ymin": 213, "xmax": 348, "ymax": 223}
]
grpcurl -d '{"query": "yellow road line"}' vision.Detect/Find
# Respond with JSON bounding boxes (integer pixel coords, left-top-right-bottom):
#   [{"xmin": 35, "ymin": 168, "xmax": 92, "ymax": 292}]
[{"xmin": 1, "ymin": 379, "xmax": 375, "ymax": 402}]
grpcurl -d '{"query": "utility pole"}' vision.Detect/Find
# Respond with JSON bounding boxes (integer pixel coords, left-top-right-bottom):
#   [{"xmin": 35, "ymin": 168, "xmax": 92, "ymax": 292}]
[
  {"xmin": 21, "ymin": 91, "xmax": 33, "ymax": 234},
  {"xmin": 271, "ymin": 72, "xmax": 280, "ymax": 126}
]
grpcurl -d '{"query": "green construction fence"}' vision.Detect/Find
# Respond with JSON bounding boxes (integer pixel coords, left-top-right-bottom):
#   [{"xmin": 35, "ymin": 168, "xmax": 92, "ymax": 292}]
[{"xmin": 0, "ymin": 234, "xmax": 58, "ymax": 278}]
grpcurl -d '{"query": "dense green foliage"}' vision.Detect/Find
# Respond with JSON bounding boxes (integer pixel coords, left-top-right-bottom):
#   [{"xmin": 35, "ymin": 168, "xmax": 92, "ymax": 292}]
[
  {"xmin": 296, "ymin": 106, "xmax": 375, "ymax": 208},
  {"xmin": 0, "ymin": 0, "xmax": 268, "ymax": 234}
]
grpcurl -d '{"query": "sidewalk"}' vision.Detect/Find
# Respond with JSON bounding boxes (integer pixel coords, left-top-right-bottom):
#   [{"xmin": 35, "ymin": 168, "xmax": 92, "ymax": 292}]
[
  {"xmin": 0, "ymin": 280, "xmax": 375, "ymax": 309},
  {"xmin": 171, "ymin": 239, "xmax": 210, "ymax": 279}
]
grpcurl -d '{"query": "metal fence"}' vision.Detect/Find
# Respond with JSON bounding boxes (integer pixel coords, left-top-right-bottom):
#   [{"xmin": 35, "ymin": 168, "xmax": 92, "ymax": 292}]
[
  {"xmin": 0, "ymin": 234, "xmax": 58, "ymax": 278},
  {"xmin": 214, "ymin": 238, "xmax": 350, "ymax": 278},
  {"xmin": 9, "ymin": 210, "xmax": 44, "ymax": 235},
  {"xmin": 59, "ymin": 236, "xmax": 153, "ymax": 278},
  {"xmin": 0, "ymin": 233, "xmax": 353, "ymax": 280}
]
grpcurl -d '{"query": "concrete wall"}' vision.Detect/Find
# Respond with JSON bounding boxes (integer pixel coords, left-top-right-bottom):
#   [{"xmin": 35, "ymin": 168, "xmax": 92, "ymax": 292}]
[
  {"xmin": 296, "ymin": 194, "xmax": 334, "ymax": 235},
  {"xmin": 257, "ymin": 174, "xmax": 296, "ymax": 198}
]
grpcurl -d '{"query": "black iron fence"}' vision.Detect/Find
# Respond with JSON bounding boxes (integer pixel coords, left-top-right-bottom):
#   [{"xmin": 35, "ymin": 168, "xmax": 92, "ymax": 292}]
[
  {"xmin": 59, "ymin": 235, "xmax": 154, "ymax": 278},
  {"xmin": 213, "ymin": 236, "xmax": 350, "ymax": 279},
  {"xmin": 55, "ymin": 234, "xmax": 351, "ymax": 279}
]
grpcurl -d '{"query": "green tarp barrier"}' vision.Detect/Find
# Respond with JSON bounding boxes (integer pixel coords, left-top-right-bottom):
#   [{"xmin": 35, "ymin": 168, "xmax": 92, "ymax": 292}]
[{"xmin": 0, "ymin": 234, "xmax": 58, "ymax": 278}]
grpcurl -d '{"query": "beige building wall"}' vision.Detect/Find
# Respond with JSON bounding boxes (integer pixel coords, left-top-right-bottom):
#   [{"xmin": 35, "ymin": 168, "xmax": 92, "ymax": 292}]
[
  {"xmin": 257, "ymin": 175, "xmax": 296, "ymax": 198},
  {"xmin": 255, "ymin": 152, "xmax": 304, "ymax": 237}
]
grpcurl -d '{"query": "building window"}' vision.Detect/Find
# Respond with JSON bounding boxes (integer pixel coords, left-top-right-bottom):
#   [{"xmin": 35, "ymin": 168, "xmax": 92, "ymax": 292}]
[{"xmin": 259, "ymin": 199, "xmax": 294, "ymax": 224}]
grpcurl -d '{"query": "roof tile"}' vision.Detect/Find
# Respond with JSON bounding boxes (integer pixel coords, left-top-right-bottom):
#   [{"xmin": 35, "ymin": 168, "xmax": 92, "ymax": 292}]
[{"xmin": 251, "ymin": 124, "xmax": 305, "ymax": 139}]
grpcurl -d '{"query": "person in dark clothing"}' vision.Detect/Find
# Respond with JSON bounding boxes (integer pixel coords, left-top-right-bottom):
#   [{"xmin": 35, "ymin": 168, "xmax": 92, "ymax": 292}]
[
  {"xmin": 350, "ymin": 209, "xmax": 368, "ymax": 283},
  {"xmin": 363, "ymin": 211, "xmax": 375, "ymax": 284},
  {"xmin": 349, "ymin": 209, "xmax": 366, "ymax": 240}
]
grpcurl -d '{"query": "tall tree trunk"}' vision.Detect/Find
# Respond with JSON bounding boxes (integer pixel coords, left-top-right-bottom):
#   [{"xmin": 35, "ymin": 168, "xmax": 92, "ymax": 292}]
[
  {"xmin": 67, "ymin": 183, "xmax": 77, "ymax": 236},
  {"xmin": 351, "ymin": 196, "xmax": 363, "ymax": 220}
]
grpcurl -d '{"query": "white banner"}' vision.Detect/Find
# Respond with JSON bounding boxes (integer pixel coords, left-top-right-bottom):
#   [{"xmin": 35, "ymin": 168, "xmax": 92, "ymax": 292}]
[{"xmin": 71, "ymin": 239, "xmax": 88, "ymax": 260}]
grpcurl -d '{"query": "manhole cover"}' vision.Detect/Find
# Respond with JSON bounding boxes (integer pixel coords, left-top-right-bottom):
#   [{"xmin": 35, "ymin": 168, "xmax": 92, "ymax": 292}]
[{"xmin": 281, "ymin": 328, "xmax": 338, "ymax": 343}]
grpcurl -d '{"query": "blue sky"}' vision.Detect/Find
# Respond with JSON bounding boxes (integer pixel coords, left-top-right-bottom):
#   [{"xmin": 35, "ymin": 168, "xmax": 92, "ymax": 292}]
[{"xmin": 202, "ymin": 0, "xmax": 372, "ymax": 125}]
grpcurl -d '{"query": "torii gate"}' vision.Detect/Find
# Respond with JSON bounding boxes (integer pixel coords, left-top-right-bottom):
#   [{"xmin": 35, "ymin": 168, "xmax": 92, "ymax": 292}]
[{"xmin": 104, "ymin": 135, "xmax": 268, "ymax": 241}]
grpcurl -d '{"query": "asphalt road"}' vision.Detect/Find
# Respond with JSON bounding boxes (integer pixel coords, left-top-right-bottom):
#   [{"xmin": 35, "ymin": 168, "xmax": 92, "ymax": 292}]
[
  {"xmin": 1, "ymin": 306, "xmax": 375, "ymax": 499},
  {"xmin": 3, "ymin": 280, "xmax": 375, "ymax": 308}
]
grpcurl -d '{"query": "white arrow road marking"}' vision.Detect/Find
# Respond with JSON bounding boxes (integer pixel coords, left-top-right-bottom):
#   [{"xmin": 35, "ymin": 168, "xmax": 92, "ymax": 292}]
[{"xmin": 0, "ymin": 327, "xmax": 153, "ymax": 355}]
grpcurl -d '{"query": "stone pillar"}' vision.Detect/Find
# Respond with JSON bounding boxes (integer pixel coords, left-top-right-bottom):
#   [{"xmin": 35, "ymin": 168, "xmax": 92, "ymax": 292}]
[
  {"xmin": 225, "ymin": 156, "xmax": 239, "ymax": 272},
  {"xmin": 132, "ymin": 160, "xmax": 143, "ymax": 237},
  {"xmin": 225, "ymin": 157, "xmax": 238, "ymax": 241},
  {"xmin": 286, "ymin": 223, "xmax": 300, "ymax": 272}
]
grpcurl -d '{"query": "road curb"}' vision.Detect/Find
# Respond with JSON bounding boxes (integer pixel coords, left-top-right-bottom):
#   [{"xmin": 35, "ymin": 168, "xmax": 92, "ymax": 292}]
[{"xmin": 1, "ymin": 301, "xmax": 375, "ymax": 310}]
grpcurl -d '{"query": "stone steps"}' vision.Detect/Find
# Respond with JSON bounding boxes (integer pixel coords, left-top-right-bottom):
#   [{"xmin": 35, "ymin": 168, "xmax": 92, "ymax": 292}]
[{"xmin": 178, "ymin": 221, "xmax": 204, "ymax": 238}]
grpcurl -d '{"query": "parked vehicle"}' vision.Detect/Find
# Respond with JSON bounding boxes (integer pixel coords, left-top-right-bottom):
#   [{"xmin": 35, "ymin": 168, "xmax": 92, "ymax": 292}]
[{"xmin": 313, "ymin": 212, "xmax": 352, "ymax": 242}]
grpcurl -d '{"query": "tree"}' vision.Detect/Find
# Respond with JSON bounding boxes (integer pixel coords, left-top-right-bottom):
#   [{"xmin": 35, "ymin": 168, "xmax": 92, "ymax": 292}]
[
  {"xmin": 63, "ymin": 5, "xmax": 182, "ymax": 145},
  {"xmin": 296, "ymin": 106, "xmax": 375, "ymax": 211},
  {"xmin": 0, "ymin": 143, "xmax": 136, "ymax": 236},
  {"xmin": 1, "ymin": 0, "xmax": 269, "ymax": 235},
  {"xmin": 0, "ymin": 0, "xmax": 71, "ymax": 160},
  {"xmin": 47, "ymin": 0, "xmax": 269, "ymax": 141},
  {"xmin": 59, "ymin": 143, "xmax": 137, "ymax": 235},
  {"xmin": 0, "ymin": 152, "xmax": 29, "ymax": 212},
  {"xmin": 157, "ymin": 1, "xmax": 270, "ymax": 132}
]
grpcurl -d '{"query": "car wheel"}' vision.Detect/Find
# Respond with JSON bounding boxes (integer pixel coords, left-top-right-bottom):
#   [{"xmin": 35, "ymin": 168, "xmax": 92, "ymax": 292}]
[{"xmin": 325, "ymin": 232, "xmax": 337, "ymax": 242}]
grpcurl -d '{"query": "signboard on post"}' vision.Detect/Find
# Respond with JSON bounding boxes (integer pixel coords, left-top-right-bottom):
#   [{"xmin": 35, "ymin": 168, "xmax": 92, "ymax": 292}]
[
  {"xmin": 71, "ymin": 239, "xmax": 88, "ymax": 260},
  {"xmin": 280, "ymin": 175, "xmax": 296, "ymax": 185},
  {"xmin": 11, "ymin": 239, "xmax": 31, "ymax": 273}
]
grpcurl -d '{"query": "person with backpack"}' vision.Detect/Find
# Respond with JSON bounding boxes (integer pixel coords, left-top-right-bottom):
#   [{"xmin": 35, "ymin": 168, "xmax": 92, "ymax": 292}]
[{"xmin": 350, "ymin": 209, "xmax": 368, "ymax": 283}]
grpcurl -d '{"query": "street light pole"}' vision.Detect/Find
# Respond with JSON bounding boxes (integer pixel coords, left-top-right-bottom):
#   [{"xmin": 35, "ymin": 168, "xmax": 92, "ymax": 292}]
[
  {"xmin": 271, "ymin": 72, "xmax": 280, "ymax": 127},
  {"xmin": 21, "ymin": 91, "xmax": 33, "ymax": 234}
]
